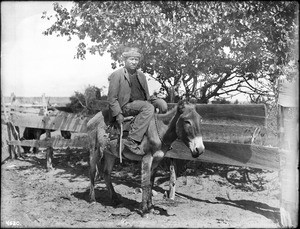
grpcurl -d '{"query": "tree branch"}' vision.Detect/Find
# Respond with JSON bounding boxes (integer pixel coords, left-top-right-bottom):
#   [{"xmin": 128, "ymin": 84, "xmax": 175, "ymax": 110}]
[{"xmin": 75, "ymin": 95, "xmax": 87, "ymax": 109}]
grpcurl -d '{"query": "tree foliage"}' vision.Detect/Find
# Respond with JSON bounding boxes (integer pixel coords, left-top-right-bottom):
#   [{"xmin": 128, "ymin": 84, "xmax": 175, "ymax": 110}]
[
  {"xmin": 43, "ymin": 1, "xmax": 298, "ymax": 103},
  {"xmin": 66, "ymin": 85, "xmax": 107, "ymax": 114}
]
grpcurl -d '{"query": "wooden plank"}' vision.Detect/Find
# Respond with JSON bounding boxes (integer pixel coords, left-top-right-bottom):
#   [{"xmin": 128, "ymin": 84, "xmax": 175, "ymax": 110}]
[
  {"xmin": 8, "ymin": 137, "xmax": 280, "ymax": 171},
  {"xmin": 166, "ymin": 141, "xmax": 280, "ymax": 171},
  {"xmin": 201, "ymin": 123, "xmax": 262, "ymax": 143},
  {"xmin": 168, "ymin": 103, "xmax": 266, "ymax": 126},
  {"xmin": 3, "ymin": 96, "xmax": 71, "ymax": 106},
  {"xmin": 7, "ymin": 111, "xmax": 91, "ymax": 133},
  {"xmin": 4, "ymin": 103, "xmax": 267, "ymax": 132},
  {"xmin": 8, "ymin": 136, "xmax": 89, "ymax": 149},
  {"xmin": 6, "ymin": 107, "xmax": 44, "ymax": 114},
  {"xmin": 2, "ymin": 104, "xmax": 45, "ymax": 108}
]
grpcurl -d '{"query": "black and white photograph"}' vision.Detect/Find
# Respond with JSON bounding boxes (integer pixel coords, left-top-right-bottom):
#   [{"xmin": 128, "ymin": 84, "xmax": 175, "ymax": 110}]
[{"xmin": 1, "ymin": 1, "xmax": 298, "ymax": 228}]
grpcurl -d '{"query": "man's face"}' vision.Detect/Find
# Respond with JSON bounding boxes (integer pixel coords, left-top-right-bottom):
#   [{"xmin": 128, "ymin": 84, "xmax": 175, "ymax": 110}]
[{"xmin": 124, "ymin": 56, "xmax": 140, "ymax": 70}]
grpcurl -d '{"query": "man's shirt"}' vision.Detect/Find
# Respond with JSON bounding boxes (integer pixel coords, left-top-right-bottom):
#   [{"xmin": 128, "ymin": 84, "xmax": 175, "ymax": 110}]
[{"xmin": 129, "ymin": 72, "xmax": 146, "ymax": 101}]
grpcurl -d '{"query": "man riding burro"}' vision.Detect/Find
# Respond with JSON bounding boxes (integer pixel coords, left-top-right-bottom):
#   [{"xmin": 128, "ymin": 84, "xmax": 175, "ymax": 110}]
[{"xmin": 107, "ymin": 47, "xmax": 168, "ymax": 156}]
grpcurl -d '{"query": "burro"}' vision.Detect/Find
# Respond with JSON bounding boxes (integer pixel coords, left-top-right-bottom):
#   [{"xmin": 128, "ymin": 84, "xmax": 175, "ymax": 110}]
[{"xmin": 87, "ymin": 100, "xmax": 205, "ymax": 216}]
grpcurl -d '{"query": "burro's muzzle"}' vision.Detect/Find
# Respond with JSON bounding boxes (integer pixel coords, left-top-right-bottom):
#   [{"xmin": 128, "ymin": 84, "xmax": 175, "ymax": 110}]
[{"xmin": 189, "ymin": 136, "xmax": 205, "ymax": 158}]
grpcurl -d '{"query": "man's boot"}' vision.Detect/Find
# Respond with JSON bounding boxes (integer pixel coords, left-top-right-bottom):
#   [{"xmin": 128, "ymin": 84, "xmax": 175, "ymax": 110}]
[{"xmin": 123, "ymin": 137, "xmax": 145, "ymax": 155}]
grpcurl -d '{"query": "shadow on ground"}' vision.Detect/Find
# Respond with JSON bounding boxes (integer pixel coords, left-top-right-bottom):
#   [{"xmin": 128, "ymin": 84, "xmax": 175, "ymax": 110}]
[
  {"xmin": 216, "ymin": 197, "xmax": 281, "ymax": 224},
  {"xmin": 72, "ymin": 188, "xmax": 172, "ymax": 217},
  {"xmin": 167, "ymin": 190, "xmax": 280, "ymax": 225}
]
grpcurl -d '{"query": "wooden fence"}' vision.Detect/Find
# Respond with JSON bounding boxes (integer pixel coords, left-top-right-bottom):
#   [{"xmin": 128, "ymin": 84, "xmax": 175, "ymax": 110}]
[{"xmin": 2, "ymin": 96, "xmax": 279, "ymax": 170}]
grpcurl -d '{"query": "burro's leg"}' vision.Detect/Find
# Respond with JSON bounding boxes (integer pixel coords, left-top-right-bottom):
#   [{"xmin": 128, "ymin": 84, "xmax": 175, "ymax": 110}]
[
  {"xmin": 103, "ymin": 153, "xmax": 121, "ymax": 206},
  {"xmin": 87, "ymin": 111, "xmax": 108, "ymax": 203},
  {"xmin": 45, "ymin": 130, "xmax": 53, "ymax": 171},
  {"xmin": 89, "ymin": 144, "xmax": 101, "ymax": 202},
  {"xmin": 88, "ymin": 128, "xmax": 105, "ymax": 203},
  {"xmin": 148, "ymin": 150, "xmax": 165, "ymax": 213},
  {"xmin": 141, "ymin": 153, "xmax": 154, "ymax": 214}
]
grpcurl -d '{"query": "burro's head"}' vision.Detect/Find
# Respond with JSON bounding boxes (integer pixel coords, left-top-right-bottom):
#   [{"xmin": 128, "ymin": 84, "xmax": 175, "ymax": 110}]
[{"xmin": 176, "ymin": 101, "xmax": 205, "ymax": 158}]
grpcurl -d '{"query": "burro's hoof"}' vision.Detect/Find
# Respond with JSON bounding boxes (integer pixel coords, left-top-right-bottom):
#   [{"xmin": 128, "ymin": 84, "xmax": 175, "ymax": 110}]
[
  {"xmin": 142, "ymin": 212, "xmax": 150, "ymax": 218},
  {"xmin": 149, "ymin": 208, "xmax": 160, "ymax": 215},
  {"xmin": 46, "ymin": 166, "xmax": 54, "ymax": 172},
  {"xmin": 141, "ymin": 207, "xmax": 160, "ymax": 217},
  {"xmin": 89, "ymin": 200, "xmax": 97, "ymax": 205},
  {"xmin": 89, "ymin": 196, "xmax": 97, "ymax": 203}
]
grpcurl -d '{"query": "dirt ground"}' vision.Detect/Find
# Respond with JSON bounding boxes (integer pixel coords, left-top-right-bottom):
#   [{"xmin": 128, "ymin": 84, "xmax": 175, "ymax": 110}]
[{"xmin": 1, "ymin": 148, "xmax": 281, "ymax": 228}]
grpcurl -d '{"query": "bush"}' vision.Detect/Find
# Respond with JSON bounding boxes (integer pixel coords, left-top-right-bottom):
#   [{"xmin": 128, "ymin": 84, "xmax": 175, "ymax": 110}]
[{"xmin": 66, "ymin": 85, "xmax": 107, "ymax": 115}]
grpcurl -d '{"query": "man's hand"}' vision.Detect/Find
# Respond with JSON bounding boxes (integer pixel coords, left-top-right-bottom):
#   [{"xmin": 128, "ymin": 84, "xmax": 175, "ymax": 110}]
[{"xmin": 116, "ymin": 113, "xmax": 124, "ymax": 125}]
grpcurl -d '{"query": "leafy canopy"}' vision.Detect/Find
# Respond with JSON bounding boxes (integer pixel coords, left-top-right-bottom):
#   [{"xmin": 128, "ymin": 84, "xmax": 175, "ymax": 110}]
[{"xmin": 43, "ymin": 1, "xmax": 298, "ymax": 103}]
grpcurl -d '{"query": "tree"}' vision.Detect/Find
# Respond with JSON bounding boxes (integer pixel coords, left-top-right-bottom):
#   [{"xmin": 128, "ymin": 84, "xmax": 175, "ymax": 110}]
[{"xmin": 42, "ymin": 1, "xmax": 298, "ymax": 103}]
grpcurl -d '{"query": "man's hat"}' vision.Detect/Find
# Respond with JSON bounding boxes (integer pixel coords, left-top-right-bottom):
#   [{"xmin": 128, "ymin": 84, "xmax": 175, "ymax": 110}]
[{"xmin": 122, "ymin": 47, "xmax": 141, "ymax": 58}]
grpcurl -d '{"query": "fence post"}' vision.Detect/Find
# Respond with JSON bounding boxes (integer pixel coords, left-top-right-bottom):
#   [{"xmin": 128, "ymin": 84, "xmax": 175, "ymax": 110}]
[
  {"xmin": 42, "ymin": 93, "xmax": 48, "ymax": 115},
  {"xmin": 5, "ymin": 93, "xmax": 22, "ymax": 159},
  {"xmin": 1, "ymin": 92, "xmax": 11, "ymax": 161},
  {"xmin": 42, "ymin": 94, "xmax": 54, "ymax": 170},
  {"xmin": 169, "ymin": 159, "xmax": 176, "ymax": 199},
  {"xmin": 278, "ymin": 79, "xmax": 298, "ymax": 227}
]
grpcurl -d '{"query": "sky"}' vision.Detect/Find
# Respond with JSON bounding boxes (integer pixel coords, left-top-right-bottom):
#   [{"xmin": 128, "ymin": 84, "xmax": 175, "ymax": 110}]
[{"xmin": 1, "ymin": 1, "xmax": 161, "ymax": 97}]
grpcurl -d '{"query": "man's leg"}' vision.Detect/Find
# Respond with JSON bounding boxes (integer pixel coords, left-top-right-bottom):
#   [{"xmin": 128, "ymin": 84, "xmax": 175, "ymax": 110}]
[{"xmin": 122, "ymin": 100, "xmax": 154, "ymax": 155}]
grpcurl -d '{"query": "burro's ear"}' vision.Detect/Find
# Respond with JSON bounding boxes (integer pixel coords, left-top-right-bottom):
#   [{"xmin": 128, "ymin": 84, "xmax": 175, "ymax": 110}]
[
  {"xmin": 177, "ymin": 100, "xmax": 185, "ymax": 113},
  {"xmin": 176, "ymin": 116, "xmax": 184, "ymax": 139}
]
